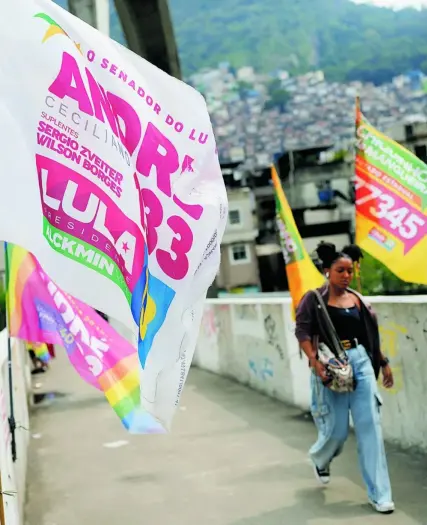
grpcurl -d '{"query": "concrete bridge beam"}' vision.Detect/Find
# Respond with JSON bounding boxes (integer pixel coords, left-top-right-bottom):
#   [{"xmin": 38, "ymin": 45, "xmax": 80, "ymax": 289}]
[{"xmin": 68, "ymin": 0, "xmax": 181, "ymax": 78}]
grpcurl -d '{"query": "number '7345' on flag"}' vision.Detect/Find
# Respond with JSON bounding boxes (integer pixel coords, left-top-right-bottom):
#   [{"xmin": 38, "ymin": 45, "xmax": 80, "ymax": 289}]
[{"xmin": 355, "ymin": 100, "xmax": 427, "ymax": 284}]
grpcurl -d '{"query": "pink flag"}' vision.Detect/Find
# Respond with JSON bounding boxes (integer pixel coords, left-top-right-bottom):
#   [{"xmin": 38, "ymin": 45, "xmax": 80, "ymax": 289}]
[{"xmin": 7, "ymin": 243, "xmax": 164, "ymax": 433}]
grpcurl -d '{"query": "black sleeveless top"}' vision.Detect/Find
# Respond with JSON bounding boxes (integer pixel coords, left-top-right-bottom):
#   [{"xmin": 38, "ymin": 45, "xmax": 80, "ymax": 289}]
[{"xmin": 327, "ymin": 305, "xmax": 363, "ymax": 343}]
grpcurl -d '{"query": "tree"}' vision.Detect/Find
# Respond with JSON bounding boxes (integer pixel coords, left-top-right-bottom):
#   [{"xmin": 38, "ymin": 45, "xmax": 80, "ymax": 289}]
[
  {"xmin": 168, "ymin": 0, "xmax": 427, "ymax": 84},
  {"xmin": 264, "ymin": 79, "xmax": 290, "ymax": 112},
  {"xmin": 236, "ymin": 80, "xmax": 254, "ymax": 99},
  {"xmin": 358, "ymin": 252, "xmax": 427, "ymax": 296}
]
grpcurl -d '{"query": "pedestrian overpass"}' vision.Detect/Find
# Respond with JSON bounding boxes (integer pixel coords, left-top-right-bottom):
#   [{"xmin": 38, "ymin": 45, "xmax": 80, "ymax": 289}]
[{"xmin": 67, "ymin": 0, "xmax": 181, "ymax": 77}]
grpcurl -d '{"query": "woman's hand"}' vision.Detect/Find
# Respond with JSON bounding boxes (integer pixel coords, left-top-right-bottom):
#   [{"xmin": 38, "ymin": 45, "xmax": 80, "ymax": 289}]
[
  {"xmin": 382, "ymin": 364, "xmax": 394, "ymax": 389},
  {"xmin": 311, "ymin": 359, "xmax": 329, "ymax": 383}
]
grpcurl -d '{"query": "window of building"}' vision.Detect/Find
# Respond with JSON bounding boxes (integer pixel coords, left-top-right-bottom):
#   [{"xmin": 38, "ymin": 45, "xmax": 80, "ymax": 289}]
[
  {"xmin": 229, "ymin": 243, "xmax": 250, "ymax": 265},
  {"xmin": 228, "ymin": 209, "xmax": 241, "ymax": 226},
  {"xmin": 414, "ymin": 144, "xmax": 427, "ymax": 163},
  {"xmin": 405, "ymin": 125, "xmax": 414, "ymax": 140}
]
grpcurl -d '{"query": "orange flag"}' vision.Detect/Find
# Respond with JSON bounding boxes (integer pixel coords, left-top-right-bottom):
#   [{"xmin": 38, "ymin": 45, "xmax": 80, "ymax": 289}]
[{"xmin": 271, "ymin": 166, "xmax": 325, "ymax": 314}]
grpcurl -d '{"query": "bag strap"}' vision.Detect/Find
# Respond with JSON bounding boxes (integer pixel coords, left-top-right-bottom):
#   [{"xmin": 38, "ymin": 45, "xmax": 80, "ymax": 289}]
[{"xmin": 313, "ymin": 290, "xmax": 345, "ymax": 358}]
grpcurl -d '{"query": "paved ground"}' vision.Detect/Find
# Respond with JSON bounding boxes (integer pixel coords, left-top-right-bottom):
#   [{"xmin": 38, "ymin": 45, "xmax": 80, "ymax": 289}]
[{"xmin": 26, "ymin": 350, "xmax": 427, "ymax": 525}]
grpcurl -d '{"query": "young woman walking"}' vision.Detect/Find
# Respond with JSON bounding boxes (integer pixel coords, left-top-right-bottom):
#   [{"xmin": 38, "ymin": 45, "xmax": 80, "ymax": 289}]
[{"xmin": 295, "ymin": 242, "xmax": 394, "ymax": 514}]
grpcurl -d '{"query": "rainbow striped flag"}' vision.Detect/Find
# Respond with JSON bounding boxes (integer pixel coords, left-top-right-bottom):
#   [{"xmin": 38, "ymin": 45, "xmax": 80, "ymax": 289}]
[
  {"xmin": 271, "ymin": 166, "xmax": 325, "ymax": 312},
  {"xmin": 6, "ymin": 243, "xmax": 164, "ymax": 433},
  {"xmin": 26, "ymin": 342, "xmax": 50, "ymax": 363}
]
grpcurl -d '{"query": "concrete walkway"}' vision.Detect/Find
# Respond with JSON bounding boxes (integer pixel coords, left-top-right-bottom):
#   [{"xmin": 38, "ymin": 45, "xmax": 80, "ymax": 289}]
[{"xmin": 26, "ymin": 351, "xmax": 427, "ymax": 525}]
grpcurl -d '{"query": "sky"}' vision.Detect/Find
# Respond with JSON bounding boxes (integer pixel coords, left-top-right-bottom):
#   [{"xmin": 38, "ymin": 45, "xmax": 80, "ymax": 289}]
[{"xmin": 352, "ymin": 0, "xmax": 427, "ymax": 8}]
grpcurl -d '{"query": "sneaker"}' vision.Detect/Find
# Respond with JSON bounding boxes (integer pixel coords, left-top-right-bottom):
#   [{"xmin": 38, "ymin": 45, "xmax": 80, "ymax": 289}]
[
  {"xmin": 31, "ymin": 368, "xmax": 46, "ymax": 375},
  {"xmin": 312, "ymin": 461, "xmax": 330, "ymax": 485},
  {"xmin": 369, "ymin": 499, "xmax": 395, "ymax": 514}
]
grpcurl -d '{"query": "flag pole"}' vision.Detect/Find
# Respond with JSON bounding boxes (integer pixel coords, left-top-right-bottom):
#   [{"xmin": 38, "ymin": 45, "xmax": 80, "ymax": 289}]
[
  {"xmin": 0, "ymin": 472, "xmax": 5, "ymax": 525},
  {"xmin": 3, "ymin": 242, "xmax": 17, "ymax": 462},
  {"xmin": 353, "ymin": 96, "xmax": 362, "ymax": 294},
  {"xmin": 354, "ymin": 261, "xmax": 362, "ymax": 293}
]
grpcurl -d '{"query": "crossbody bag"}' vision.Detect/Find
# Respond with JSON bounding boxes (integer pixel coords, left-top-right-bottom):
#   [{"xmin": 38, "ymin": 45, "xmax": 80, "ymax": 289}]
[{"xmin": 313, "ymin": 290, "xmax": 356, "ymax": 393}]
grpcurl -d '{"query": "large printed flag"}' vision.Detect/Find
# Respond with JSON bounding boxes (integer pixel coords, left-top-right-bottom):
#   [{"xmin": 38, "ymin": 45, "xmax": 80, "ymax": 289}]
[
  {"xmin": 271, "ymin": 166, "xmax": 324, "ymax": 312},
  {"xmin": 355, "ymin": 99, "xmax": 427, "ymax": 284},
  {"xmin": 6, "ymin": 243, "xmax": 163, "ymax": 433},
  {"xmin": 0, "ymin": 0, "xmax": 228, "ymax": 430}
]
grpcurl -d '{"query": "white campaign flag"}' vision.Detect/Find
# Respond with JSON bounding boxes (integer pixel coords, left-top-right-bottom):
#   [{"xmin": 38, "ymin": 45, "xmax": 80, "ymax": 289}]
[{"xmin": 0, "ymin": 0, "xmax": 227, "ymax": 430}]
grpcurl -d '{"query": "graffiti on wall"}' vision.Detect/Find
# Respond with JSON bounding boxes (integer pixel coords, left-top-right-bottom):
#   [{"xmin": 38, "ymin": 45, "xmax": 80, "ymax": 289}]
[
  {"xmin": 283, "ymin": 317, "xmax": 302, "ymax": 359},
  {"xmin": 264, "ymin": 314, "xmax": 285, "ymax": 360},
  {"xmin": 248, "ymin": 358, "xmax": 274, "ymax": 381},
  {"xmin": 235, "ymin": 304, "xmax": 258, "ymax": 321},
  {"xmin": 379, "ymin": 321, "xmax": 407, "ymax": 394},
  {"xmin": 202, "ymin": 306, "xmax": 220, "ymax": 339}
]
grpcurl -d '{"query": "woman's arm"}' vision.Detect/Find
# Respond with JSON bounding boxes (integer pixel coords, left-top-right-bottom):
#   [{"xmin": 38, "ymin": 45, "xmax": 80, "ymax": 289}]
[
  {"xmin": 295, "ymin": 291, "xmax": 328, "ymax": 381},
  {"xmin": 360, "ymin": 294, "xmax": 394, "ymax": 388},
  {"xmin": 295, "ymin": 290, "xmax": 315, "ymax": 343},
  {"xmin": 299, "ymin": 340, "xmax": 328, "ymax": 381},
  {"xmin": 299, "ymin": 339, "xmax": 317, "ymax": 365}
]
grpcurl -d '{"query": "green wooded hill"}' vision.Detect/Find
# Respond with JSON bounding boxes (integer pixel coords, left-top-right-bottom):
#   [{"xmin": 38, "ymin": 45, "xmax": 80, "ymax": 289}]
[{"xmin": 168, "ymin": 0, "xmax": 427, "ymax": 83}]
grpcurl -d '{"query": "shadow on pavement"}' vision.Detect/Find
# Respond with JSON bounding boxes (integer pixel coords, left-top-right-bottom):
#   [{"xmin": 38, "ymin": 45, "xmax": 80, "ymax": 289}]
[
  {"xmin": 231, "ymin": 488, "xmax": 377, "ymax": 525},
  {"xmin": 189, "ymin": 368, "xmax": 427, "ymax": 525}
]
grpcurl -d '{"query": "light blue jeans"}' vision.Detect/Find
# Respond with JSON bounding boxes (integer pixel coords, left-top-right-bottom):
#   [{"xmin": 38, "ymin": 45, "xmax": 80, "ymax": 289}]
[{"xmin": 310, "ymin": 344, "xmax": 392, "ymax": 504}]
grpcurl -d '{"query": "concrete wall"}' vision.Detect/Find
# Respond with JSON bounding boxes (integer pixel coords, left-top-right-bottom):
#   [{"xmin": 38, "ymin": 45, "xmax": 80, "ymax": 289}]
[
  {"xmin": 386, "ymin": 122, "xmax": 427, "ymax": 143},
  {"xmin": 194, "ymin": 296, "xmax": 427, "ymax": 452},
  {"xmin": 0, "ymin": 330, "xmax": 31, "ymax": 524}
]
